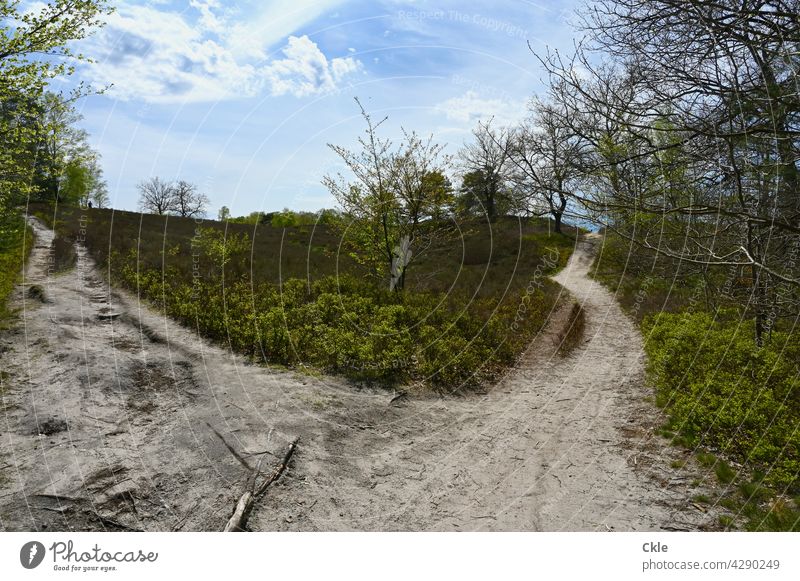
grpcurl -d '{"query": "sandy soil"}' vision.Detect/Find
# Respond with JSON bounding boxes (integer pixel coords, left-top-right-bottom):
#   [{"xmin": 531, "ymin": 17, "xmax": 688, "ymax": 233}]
[{"xmin": 0, "ymin": 221, "xmax": 721, "ymax": 531}]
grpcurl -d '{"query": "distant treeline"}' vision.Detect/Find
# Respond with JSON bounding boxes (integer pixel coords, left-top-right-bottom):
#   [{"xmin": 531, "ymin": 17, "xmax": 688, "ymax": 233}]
[{"xmin": 220, "ymin": 207, "xmax": 341, "ymax": 228}]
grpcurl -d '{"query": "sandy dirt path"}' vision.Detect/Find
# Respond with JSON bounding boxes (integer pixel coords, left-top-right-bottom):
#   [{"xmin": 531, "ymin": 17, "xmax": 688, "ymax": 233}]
[{"xmin": 0, "ymin": 220, "xmax": 719, "ymax": 531}]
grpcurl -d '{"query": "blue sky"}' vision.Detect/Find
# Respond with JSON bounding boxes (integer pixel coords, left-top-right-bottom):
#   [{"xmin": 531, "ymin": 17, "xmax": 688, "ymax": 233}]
[{"xmin": 57, "ymin": 0, "xmax": 583, "ymax": 216}]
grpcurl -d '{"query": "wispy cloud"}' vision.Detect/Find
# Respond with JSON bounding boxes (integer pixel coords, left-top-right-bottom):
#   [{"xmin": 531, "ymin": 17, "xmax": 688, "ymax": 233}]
[
  {"xmin": 84, "ymin": 1, "xmax": 361, "ymax": 103},
  {"xmin": 435, "ymin": 90, "xmax": 526, "ymax": 126},
  {"xmin": 225, "ymin": 0, "xmax": 348, "ymax": 61}
]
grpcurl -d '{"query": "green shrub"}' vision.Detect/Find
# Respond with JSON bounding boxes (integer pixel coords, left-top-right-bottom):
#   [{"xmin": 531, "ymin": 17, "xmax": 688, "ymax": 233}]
[
  {"xmin": 644, "ymin": 311, "xmax": 800, "ymax": 492},
  {"xmin": 744, "ymin": 498, "xmax": 800, "ymax": 531},
  {"xmin": 0, "ymin": 215, "xmax": 32, "ymax": 321},
  {"xmin": 28, "ymin": 203, "xmax": 572, "ymax": 391},
  {"xmin": 521, "ymin": 232, "xmax": 575, "ymax": 272},
  {"xmin": 108, "ymin": 259, "xmax": 560, "ymax": 389}
]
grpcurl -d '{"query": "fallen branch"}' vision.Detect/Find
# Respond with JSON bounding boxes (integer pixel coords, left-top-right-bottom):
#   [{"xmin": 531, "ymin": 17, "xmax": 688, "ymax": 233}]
[{"xmin": 223, "ymin": 438, "xmax": 299, "ymax": 532}]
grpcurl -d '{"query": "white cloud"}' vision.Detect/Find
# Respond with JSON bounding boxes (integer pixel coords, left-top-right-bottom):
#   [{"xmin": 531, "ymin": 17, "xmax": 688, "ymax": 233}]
[
  {"xmin": 83, "ymin": 1, "xmax": 360, "ymax": 103},
  {"xmin": 264, "ymin": 35, "xmax": 361, "ymax": 98},
  {"xmin": 189, "ymin": 0, "xmax": 225, "ymax": 34},
  {"xmin": 435, "ymin": 90, "xmax": 525, "ymax": 126}
]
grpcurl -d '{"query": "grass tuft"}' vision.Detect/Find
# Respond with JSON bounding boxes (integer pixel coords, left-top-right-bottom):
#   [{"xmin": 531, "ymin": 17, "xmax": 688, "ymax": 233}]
[{"xmin": 714, "ymin": 460, "xmax": 737, "ymax": 485}]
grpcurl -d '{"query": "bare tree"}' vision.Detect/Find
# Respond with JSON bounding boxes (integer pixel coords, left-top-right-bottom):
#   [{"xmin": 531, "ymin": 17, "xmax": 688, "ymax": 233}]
[
  {"xmin": 137, "ymin": 177, "xmax": 177, "ymax": 215},
  {"xmin": 173, "ymin": 180, "xmax": 209, "ymax": 218},
  {"xmin": 90, "ymin": 183, "xmax": 109, "ymax": 208},
  {"xmin": 507, "ymin": 99, "xmax": 586, "ymax": 233},
  {"xmin": 457, "ymin": 121, "xmax": 515, "ymax": 222},
  {"xmin": 537, "ymin": 0, "xmax": 800, "ymax": 344}
]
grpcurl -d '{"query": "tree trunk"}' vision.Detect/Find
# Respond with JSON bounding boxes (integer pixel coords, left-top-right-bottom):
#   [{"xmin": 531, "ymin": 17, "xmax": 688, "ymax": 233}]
[
  {"xmin": 553, "ymin": 211, "xmax": 562, "ymax": 234},
  {"xmin": 553, "ymin": 185, "xmax": 567, "ymax": 234},
  {"xmin": 752, "ymin": 262, "xmax": 765, "ymax": 347},
  {"xmin": 487, "ymin": 192, "xmax": 496, "ymax": 223}
]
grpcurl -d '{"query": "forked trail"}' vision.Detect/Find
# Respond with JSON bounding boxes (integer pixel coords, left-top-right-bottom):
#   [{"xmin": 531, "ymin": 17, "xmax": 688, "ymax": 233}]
[{"xmin": 0, "ymin": 220, "xmax": 717, "ymax": 531}]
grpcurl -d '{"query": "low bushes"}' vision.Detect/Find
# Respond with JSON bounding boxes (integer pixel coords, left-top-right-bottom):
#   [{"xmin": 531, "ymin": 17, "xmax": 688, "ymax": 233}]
[
  {"xmin": 0, "ymin": 214, "xmax": 32, "ymax": 321},
  {"xmin": 29, "ymin": 203, "xmax": 573, "ymax": 391},
  {"xmin": 593, "ymin": 231, "xmax": 800, "ymax": 525},
  {"xmin": 117, "ymin": 259, "xmax": 558, "ymax": 390},
  {"xmin": 643, "ymin": 311, "xmax": 800, "ymax": 492}
]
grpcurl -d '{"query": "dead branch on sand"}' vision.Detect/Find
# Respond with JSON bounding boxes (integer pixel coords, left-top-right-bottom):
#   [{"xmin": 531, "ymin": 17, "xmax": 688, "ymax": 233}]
[{"xmin": 223, "ymin": 438, "xmax": 299, "ymax": 532}]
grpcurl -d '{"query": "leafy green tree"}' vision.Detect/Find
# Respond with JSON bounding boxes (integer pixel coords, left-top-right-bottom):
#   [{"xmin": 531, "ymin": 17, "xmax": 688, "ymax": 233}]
[
  {"xmin": 58, "ymin": 153, "xmax": 106, "ymax": 206},
  {"xmin": 457, "ymin": 169, "xmax": 513, "ymax": 219},
  {"xmin": 87, "ymin": 156, "xmax": 109, "ymax": 207},
  {"xmin": 271, "ymin": 209, "xmax": 299, "ymax": 228},
  {"xmin": 228, "ymin": 211, "xmax": 264, "ymax": 224},
  {"xmin": 317, "ymin": 208, "xmax": 342, "ymax": 226},
  {"xmin": 217, "ymin": 206, "xmax": 231, "ymax": 221},
  {"xmin": 59, "ymin": 158, "xmax": 91, "ymax": 204},
  {"xmin": 420, "ymin": 170, "xmax": 454, "ymax": 221},
  {"xmin": 0, "ymin": 90, "xmax": 41, "ymax": 213},
  {"xmin": 0, "ymin": 0, "xmax": 113, "ymax": 216},
  {"xmin": 323, "ymin": 98, "xmax": 452, "ymax": 290},
  {"xmin": 32, "ymin": 92, "xmax": 92, "ymax": 201}
]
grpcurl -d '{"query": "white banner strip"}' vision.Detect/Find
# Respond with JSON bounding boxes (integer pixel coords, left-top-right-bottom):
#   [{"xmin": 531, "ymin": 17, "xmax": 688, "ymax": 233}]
[{"xmin": 1, "ymin": 532, "xmax": 796, "ymax": 580}]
